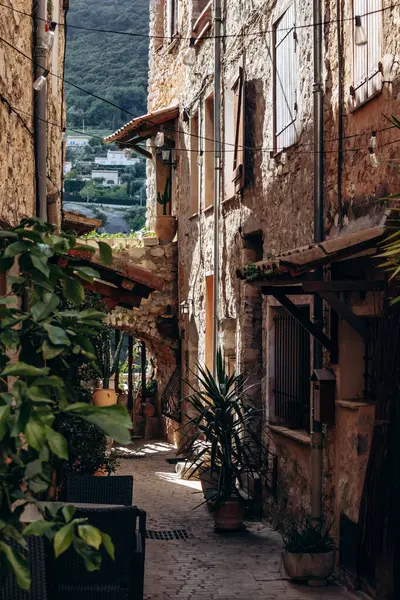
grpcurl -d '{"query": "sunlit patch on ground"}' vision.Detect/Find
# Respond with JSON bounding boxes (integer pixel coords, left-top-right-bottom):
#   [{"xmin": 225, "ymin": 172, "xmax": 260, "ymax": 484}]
[{"xmin": 155, "ymin": 471, "xmax": 202, "ymax": 490}]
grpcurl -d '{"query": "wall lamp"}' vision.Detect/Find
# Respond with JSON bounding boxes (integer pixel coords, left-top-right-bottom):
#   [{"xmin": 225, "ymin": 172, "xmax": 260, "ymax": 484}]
[{"xmin": 180, "ymin": 298, "xmax": 193, "ymax": 315}]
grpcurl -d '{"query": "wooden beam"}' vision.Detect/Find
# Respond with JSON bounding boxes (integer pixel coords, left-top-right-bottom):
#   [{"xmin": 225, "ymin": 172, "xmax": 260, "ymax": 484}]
[
  {"xmin": 303, "ymin": 280, "xmax": 385, "ymax": 293},
  {"xmin": 272, "ymin": 292, "xmax": 336, "ymax": 358},
  {"xmin": 318, "ymin": 291, "xmax": 369, "ymax": 341},
  {"xmin": 82, "ymin": 281, "xmax": 143, "ymax": 309},
  {"xmin": 261, "ymin": 285, "xmax": 305, "ymax": 296}
]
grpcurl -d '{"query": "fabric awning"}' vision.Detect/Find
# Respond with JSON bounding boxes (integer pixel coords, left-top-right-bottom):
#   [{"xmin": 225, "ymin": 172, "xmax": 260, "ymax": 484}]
[
  {"xmin": 104, "ymin": 105, "xmax": 179, "ymax": 155},
  {"xmin": 237, "ymin": 226, "xmax": 387, "ymax": 282}
]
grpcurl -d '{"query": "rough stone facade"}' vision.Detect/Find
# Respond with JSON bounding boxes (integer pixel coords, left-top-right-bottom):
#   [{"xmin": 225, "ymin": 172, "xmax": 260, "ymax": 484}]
[
  {"xmin": 0, "ymin": 0, "xmax": 66, "ymax": 227},
  {"xmin": 102, "ymin": 238, "xmax": 179, "ymax": 440},
  {"xmin": 144, "ymin": 0, "xmax": 400, "ymax": 590}
]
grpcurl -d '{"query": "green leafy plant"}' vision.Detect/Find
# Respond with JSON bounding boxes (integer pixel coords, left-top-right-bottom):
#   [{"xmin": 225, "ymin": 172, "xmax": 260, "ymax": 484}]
[
  {"xmin": 145, "ymin": 379, "xmax": 157, "ymax": 398},
  {"xmin": 95, "ymin": 327, "xmax": 125, "ymax": 389},
  {"xmin": 157, "ymin": 177, "xmax": 171, "ymax": 216},
  {"xmin": 278, "ymin": 517, "xmax": 336, "ymax": 554},
  {"xmin": 179, "ymin": 351, "xmax": 268, "ymax": 507},
  {"xmin": 0, "ymin": 218, "xmax": 132, "ymax": 589}
]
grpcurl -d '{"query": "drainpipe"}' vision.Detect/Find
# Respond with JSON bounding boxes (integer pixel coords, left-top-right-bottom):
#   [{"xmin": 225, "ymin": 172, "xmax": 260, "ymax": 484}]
[
  {"xmin": 311, "ymin": 0, "xmax": 324, "ymax": 521},
  {"xmin": 212, "ymin": 0, "xmax": 222, "ymax": 378},
  {"xmin": 34, "ymin": 0, "xmax": 48, "ymax": 221}
]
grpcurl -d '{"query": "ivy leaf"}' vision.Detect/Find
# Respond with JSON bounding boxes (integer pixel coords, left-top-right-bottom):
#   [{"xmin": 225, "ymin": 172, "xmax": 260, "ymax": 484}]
[
  {"xmin": 1, "ymin": 362, "xmax": 49, "ymax": 378},
  {"xmin": 54, "ymin": 523, "xmax": 74, "ymax": 558},
  {"xmin": 24, "ymin": 520, "xmax": 54, "ymax": 537},
  {"xmin": 0, "ymin": 405, "xmax": 11, "ymax": 441},
  {"xmin": 64, "ymin": 403, "xmax": 132, "ymax": 445},
  {"xmin": 33, "ymin": 375, "xmax": 64, "ymax": 387},
  {"xmin": 101, "ymin": 532, "xmax": 115, "ymax": 560},
  {"xmin": 26, "ymin": 386, "xmax": 53, "ymax": 404},
  {"xmin": 31, "ymin": 255, "xmax": 50, "ymax": 278},
  {"xmin": 31, "ymin": 293, "xmax": 60, "ymax": 322},
  {"xmin": 0, "ymin": 230, "xmax": 18, "ymax": 239},
  {"xmin": 0, "ymin": 541, "xmax": 31, "ymax": 590},
  {"xmin": 43, "ymin": 324, "xmax": 71, "ymax": 347},
  {"xmin": 62, "ymin": 277, "xmax": 85, "ymax": 306},
  {"xmin": 0, "ymin": 329, "xmax": 20, "ymax": 349},
  {"xmin": 25, "ymin": 420, "xmax": 46, "ymax": 452},
  {"xmin": 45, "ymin": 426, "xmax": 68, "ymax": 459},
  {"xmin": 61, "ymin": 506, "xmax": 76, "ymax": 524},
  {"xmin": 97, "ymin": 241, "xmax": 112, "ymax": 266},
  {"xmin": 42, "ymin": 340, "xmax": 65, "ymax": 360},
  {"xmin": 3, "ymin": 240, "xmax": 31, "ymax": 258},
  {"xmin": 75, "ymin": 266, "xmax": 100, "ymax": 282},
  {"xmin": 78, "ymin": 525, "xmax": 102, "ymax": 550}
]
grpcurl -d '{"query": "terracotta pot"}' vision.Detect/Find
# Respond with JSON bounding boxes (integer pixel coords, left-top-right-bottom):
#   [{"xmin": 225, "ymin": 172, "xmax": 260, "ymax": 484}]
[
  {"xmin": 213, "ymin": 499, "xmax": 245, "ymax": 531},
  {"xmin": 282, "ymin": 550, "xmax": 335, "ymax": 582},
  {"xmin": 143, "ymin": 402, "xmax": 156, "ymax": 417},
  {"xmin": 92, "ymin": 388, "xmax": 117, "ymax": 407},
  {"xmin": 154, "ymin": 215, "xmax": 177, "ymax": 242}
]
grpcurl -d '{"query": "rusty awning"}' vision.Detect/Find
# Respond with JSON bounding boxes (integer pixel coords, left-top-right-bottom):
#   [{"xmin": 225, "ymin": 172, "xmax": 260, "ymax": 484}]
[
  {"xmin": 104, "ymin": 105, "xmax": 179, "ymax": 157},
  {"xmin": 59, "ymin": 245, "xmax": 164, "ymax": 311},
  {"xmin": 238, "ymin": 225, "xmax": 386, "ymax": 283}
]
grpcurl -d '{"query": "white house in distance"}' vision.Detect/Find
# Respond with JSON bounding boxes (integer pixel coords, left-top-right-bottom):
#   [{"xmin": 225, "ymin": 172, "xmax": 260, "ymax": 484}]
[
  {"xmin": 63, "ymin": 161, "xmax": 72, "ymax": 175},
  {"xmin": 91, "ymin": 170, "xmax": 119, "ymax": 186},
  {"xmin": 66, "ymin": 134, "xmax": 90, "ymax": 148},
  {"xmin": 94, "ymin": 150, "xmax": 139, "ymax": 167}
]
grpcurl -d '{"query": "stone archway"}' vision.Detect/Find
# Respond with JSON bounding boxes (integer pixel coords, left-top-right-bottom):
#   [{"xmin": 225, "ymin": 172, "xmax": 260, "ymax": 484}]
[{"xmin": 102, "ymin": 238, "xmax": 179, "ymax": 441}]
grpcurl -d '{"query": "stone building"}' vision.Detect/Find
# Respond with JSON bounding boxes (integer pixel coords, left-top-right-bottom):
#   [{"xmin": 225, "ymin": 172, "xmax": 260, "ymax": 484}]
[
  {"xmin": 0, "ymin": 0, "xmax": 67, "ymax": 228},
  {"xmin": 107, "ymin": 0, "xmax": 400, "ymax": 594}
]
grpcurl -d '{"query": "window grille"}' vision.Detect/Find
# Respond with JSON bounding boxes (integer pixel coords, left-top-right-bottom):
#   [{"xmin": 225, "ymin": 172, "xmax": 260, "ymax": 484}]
[
  {"xmin": 353, "ymin": 0, "xmax": 382, "ymax": 106},
  {"xmin": 273, "ymin": 310, "xmax": 311, "ymax": 430},
  {"xmin": 166, "ymin": 0, "xmax": 179, "ymax": 38},
  {"xmin": 273, "ymin": 4, "xmax": 297, "ymax": 153}
]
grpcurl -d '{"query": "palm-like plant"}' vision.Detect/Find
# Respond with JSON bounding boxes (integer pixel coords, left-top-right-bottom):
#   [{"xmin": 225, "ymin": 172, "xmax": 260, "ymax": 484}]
[
  {"xmin": 179, "ymin": 351, "xmax": 266, "ymax": 506},
  {"xmin": 95, "ymin": 328, "xmax": 125, "ymax": 389}
]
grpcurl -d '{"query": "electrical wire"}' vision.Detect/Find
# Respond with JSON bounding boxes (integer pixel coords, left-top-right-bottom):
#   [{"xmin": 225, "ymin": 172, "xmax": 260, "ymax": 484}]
[
  {"xmin": 0, "ymin": 95, "xmax": 33, "ymax": 136},
  {"xmin": 0, "ymin": 1, "xmax": 398, "ymax": 41}
]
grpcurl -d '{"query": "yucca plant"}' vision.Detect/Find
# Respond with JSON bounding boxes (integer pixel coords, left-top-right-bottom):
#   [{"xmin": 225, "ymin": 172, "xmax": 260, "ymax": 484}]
[{"xmin": 179, "ymin": 351, "xmax": 267, "ymax": 507}]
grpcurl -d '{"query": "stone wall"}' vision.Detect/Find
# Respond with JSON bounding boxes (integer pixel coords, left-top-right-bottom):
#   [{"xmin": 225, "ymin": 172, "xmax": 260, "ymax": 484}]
[{"xmin": 0, "ymin": 1, "xmax": 65, "ymax": 228}]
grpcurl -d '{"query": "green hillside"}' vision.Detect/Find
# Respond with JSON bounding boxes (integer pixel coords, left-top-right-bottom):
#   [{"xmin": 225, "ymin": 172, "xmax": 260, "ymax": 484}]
[{"xmin": 65, "ymin": 0, "xmax": 149, "ymax": 130}]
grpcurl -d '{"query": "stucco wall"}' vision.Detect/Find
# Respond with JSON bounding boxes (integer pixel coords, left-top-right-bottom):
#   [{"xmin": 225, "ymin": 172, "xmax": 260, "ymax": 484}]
[{"xmin": 0, "ymin": 0, "xmax": 65, "ymax": 227}]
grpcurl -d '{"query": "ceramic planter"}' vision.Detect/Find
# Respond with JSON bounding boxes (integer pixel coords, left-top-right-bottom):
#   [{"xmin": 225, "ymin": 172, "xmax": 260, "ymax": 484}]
[
  {"xmin": 282, "ymin": 550, "xmax": 335, "ymax": 583},
  {"xmin": 155, "ymin": 215, "xmax": 177, "ymax": 242},
  {"xmin": 92, "ymin": 388, "xmax": 117, "ymax": 407},
  {"xmin": 143, "ymin": 401, "xmax": 156, "ymax": 417},
  {"xmin": 212, "ymin": 499, "xmax": 245, "ymax": 531}
]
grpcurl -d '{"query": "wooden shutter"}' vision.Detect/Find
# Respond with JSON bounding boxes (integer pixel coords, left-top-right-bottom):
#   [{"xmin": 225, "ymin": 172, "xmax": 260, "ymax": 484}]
[
  {"xmin": 231, "ymin": 60, "xmax": 245, "ymax": 193},
  {"xmin": 274, "ymin": 4, "xmax": 297, "ymax": 153},
  {"xmin": 353, "ymin": 0, "xmax": 382, "ymax": 106}
]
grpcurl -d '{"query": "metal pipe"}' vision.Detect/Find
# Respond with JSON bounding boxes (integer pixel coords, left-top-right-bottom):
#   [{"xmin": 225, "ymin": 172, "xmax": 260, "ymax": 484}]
[
  {"xmin": 34, "ymin": 0, "xmax": 48, "ymax": 221},
  {"xmin": 336, "ymin": 0, "xmax": 344, "ymax": 229},
  {"xmin": 312, "ymin": 0, "xmax": 324, "ymax": 521},
  {"xmin": 212, "ymin": 0, "xmax": 222, "ymax": 377}
]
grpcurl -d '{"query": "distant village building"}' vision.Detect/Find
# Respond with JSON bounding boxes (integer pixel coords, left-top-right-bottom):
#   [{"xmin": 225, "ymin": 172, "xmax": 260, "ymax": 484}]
[
  {"xmin": 91, "ymin": 170, "xmax": 119, "ymax": 186},
  {"xmin": 64, "ymin": 161, "xmax": 73, "ymax": 175},
  {"xmin": 94, "ymin": 150, "xmax": 139, "ymax": 167},
  {"xmin": 66, "ymin": 134, "xmax": 90, "ymax": 148}
]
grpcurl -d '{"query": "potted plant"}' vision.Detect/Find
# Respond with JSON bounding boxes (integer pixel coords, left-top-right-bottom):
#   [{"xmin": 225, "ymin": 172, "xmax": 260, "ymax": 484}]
[
  {"xmin": 93, "ymin": 328, "xmax": 125, "ymax": 406},
  {"xmin": 179, "ymin": 351, "xmax": 267, "ymax": 531},
  {"xmin": 279, "ymin": 517, "xmax": 336, "ymax": 585},
  {"xmin": 142, "ymin": 379, "xmax": 157, "ymax": 417},
  {"xmin": 154, "ymin": 177, "xmax": 177, "ymax": 242}
]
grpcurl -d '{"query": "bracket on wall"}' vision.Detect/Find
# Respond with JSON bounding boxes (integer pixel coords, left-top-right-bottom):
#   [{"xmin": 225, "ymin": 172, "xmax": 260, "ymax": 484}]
[
  {"xmin": 317, "ymin": 291, "xmax": 368, "ymax": 341},
  {"xmin": 271, "ymin": 292, "xmax": 338, "ymax": 363}
]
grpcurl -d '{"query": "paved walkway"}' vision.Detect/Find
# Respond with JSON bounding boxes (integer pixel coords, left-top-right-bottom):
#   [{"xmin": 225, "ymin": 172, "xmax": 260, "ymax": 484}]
[{"xmin": 118, "ymin": 440, "xmax": 357, "ymax": 600}]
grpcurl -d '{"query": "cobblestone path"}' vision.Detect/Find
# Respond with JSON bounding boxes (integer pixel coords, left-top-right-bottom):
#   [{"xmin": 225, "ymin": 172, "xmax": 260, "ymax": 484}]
[{"xmin": 118, "ymin": 440, "xmax": 357, "ymax": 600}]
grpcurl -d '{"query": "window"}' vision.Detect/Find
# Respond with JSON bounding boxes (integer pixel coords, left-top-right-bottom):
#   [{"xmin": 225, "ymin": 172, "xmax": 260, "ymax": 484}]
[
  {"xmin": 231, "ymin": 64, "xmax": 245, "ymax": 193},
  {"xmin": 190, "ymin": 112, "xmax": 199, "ymax": 215},
  {"xmin": 273, "ymin": 5, "xmax": 297, "ymax": 153},
  {"xmin": 204, "ymin": 95, "xmax": 214, "ymax": 208},
  {"xmin": 352, "ymin": 0, "xmax": 382, "ymax": 106},
  {"xmin": 273, "ymin": 308, "xmax": 310, "ymax": 430},
  {"xmin": 205, "ymin": 274, "xmax": 214, "ymax": 372},
  {"xmin": 166, "ymin": 0, "xmax": 179, "ymax": 39}
]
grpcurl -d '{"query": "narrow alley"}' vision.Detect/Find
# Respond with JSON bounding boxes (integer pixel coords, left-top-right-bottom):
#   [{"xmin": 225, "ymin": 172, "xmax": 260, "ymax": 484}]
[{"xmin": 118, "ymin": 441, "xmax": 358, "ymax": 600}]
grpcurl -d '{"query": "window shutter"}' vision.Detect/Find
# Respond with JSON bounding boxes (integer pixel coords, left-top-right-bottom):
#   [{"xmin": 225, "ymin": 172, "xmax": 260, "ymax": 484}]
[
  {"xmin": 353, "ymin": 0, "xmax": 382, "ymax": 106},
  {"xmin": 274, "ymin": 4, "xmax": 297, "ymax": 153},
  {"xmin": 353, "ymin": 0, "xmax": 368, "ymax": 105},
  {"xmin": 231, "ymin": 60, "xmax": 245, "ymax": 193},
  {"xmin": 166, "ymin": 0, "xmax": 173, "ymax": 38}
]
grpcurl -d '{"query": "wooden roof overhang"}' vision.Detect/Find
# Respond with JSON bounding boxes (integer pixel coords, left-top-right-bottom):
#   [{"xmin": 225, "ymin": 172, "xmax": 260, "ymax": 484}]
[
  {"xmin": 59, "ymin": 248, "xmax": 164, "ymax": 311},
  {"xmin": 63, "ymin": 211, "xmax": 102, "ymax": 235},
  {"xmin": 237, "ymin": 226, "xmax": 391, "ymax": 363},
  {"xmin": 104, "ymin": 105, "xmax": 180, "ymax": 159}
]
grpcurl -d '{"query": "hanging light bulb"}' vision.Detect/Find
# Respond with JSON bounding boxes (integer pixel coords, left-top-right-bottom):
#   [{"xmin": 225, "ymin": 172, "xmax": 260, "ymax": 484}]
[
  {"xmin": 33, "ymin": 69, "xmax": 49, "ymax": 91},
  {"xmin": 183, "ymin": 38, "xmax": 196, "ymax": 67},
  {"xmin": 369, "ymin": 148, "xmax": 378, "ymax": 168},
  {"xmin": 155, "ymin": 129, "xmax": 165, "ymax": 147},
  {"xmin": 354, "ymin": 16, "xmax": 367, "ymax": 46},
  {"xmin": 44, "ymin": 22, "xmax": 57, "ymax": 50},
  {"xmin": 61, "ymin": 129, "xmax": 66, "ymax": 142},
  {"xmin": 369, "ymin": 131, "xmax": 377, "ymax": 150},
  {"xmin": 197, "ymin": 150, "xmax": 203, "ymax": 166}
]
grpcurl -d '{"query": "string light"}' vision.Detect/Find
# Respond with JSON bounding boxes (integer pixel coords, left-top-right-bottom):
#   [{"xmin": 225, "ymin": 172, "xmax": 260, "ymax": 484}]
[
  {"xmin": 33, "ymin": 69, "xmax": 49, "ymax": 91},
  {"xmin": 369, "ymin": 147, "xmax": 378, "ymax": 168},
  {"xmin": 354, "ymin": 15, "xmax": 368, "ymax": 46},
  {"xmin": 155, "ymin": 129, "xmax": 165, "ymax": 148},
  {"xmin": 370, "ymin": 131, "xmax": 377, "ymax": 149},
  {"xmin": 183, "ymin": 38, "xmax": 196, "ymax": 66},
  {"xmin": 44, "ymin": 22, "xmax": 57, "ymax": 50}
]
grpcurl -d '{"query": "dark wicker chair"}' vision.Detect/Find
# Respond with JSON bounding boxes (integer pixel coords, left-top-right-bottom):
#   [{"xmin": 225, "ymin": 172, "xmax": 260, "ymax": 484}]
[
  {"xmin": 0, "ymin": 537, "xmax": 47, "ymax": 600},
  {"xmin": 46, "ymin": 505, "xmax": 146, "ymax": 600},
  {"xmin": 61, "ymin": 474, "xmax": 133, "ymax": 506}
]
